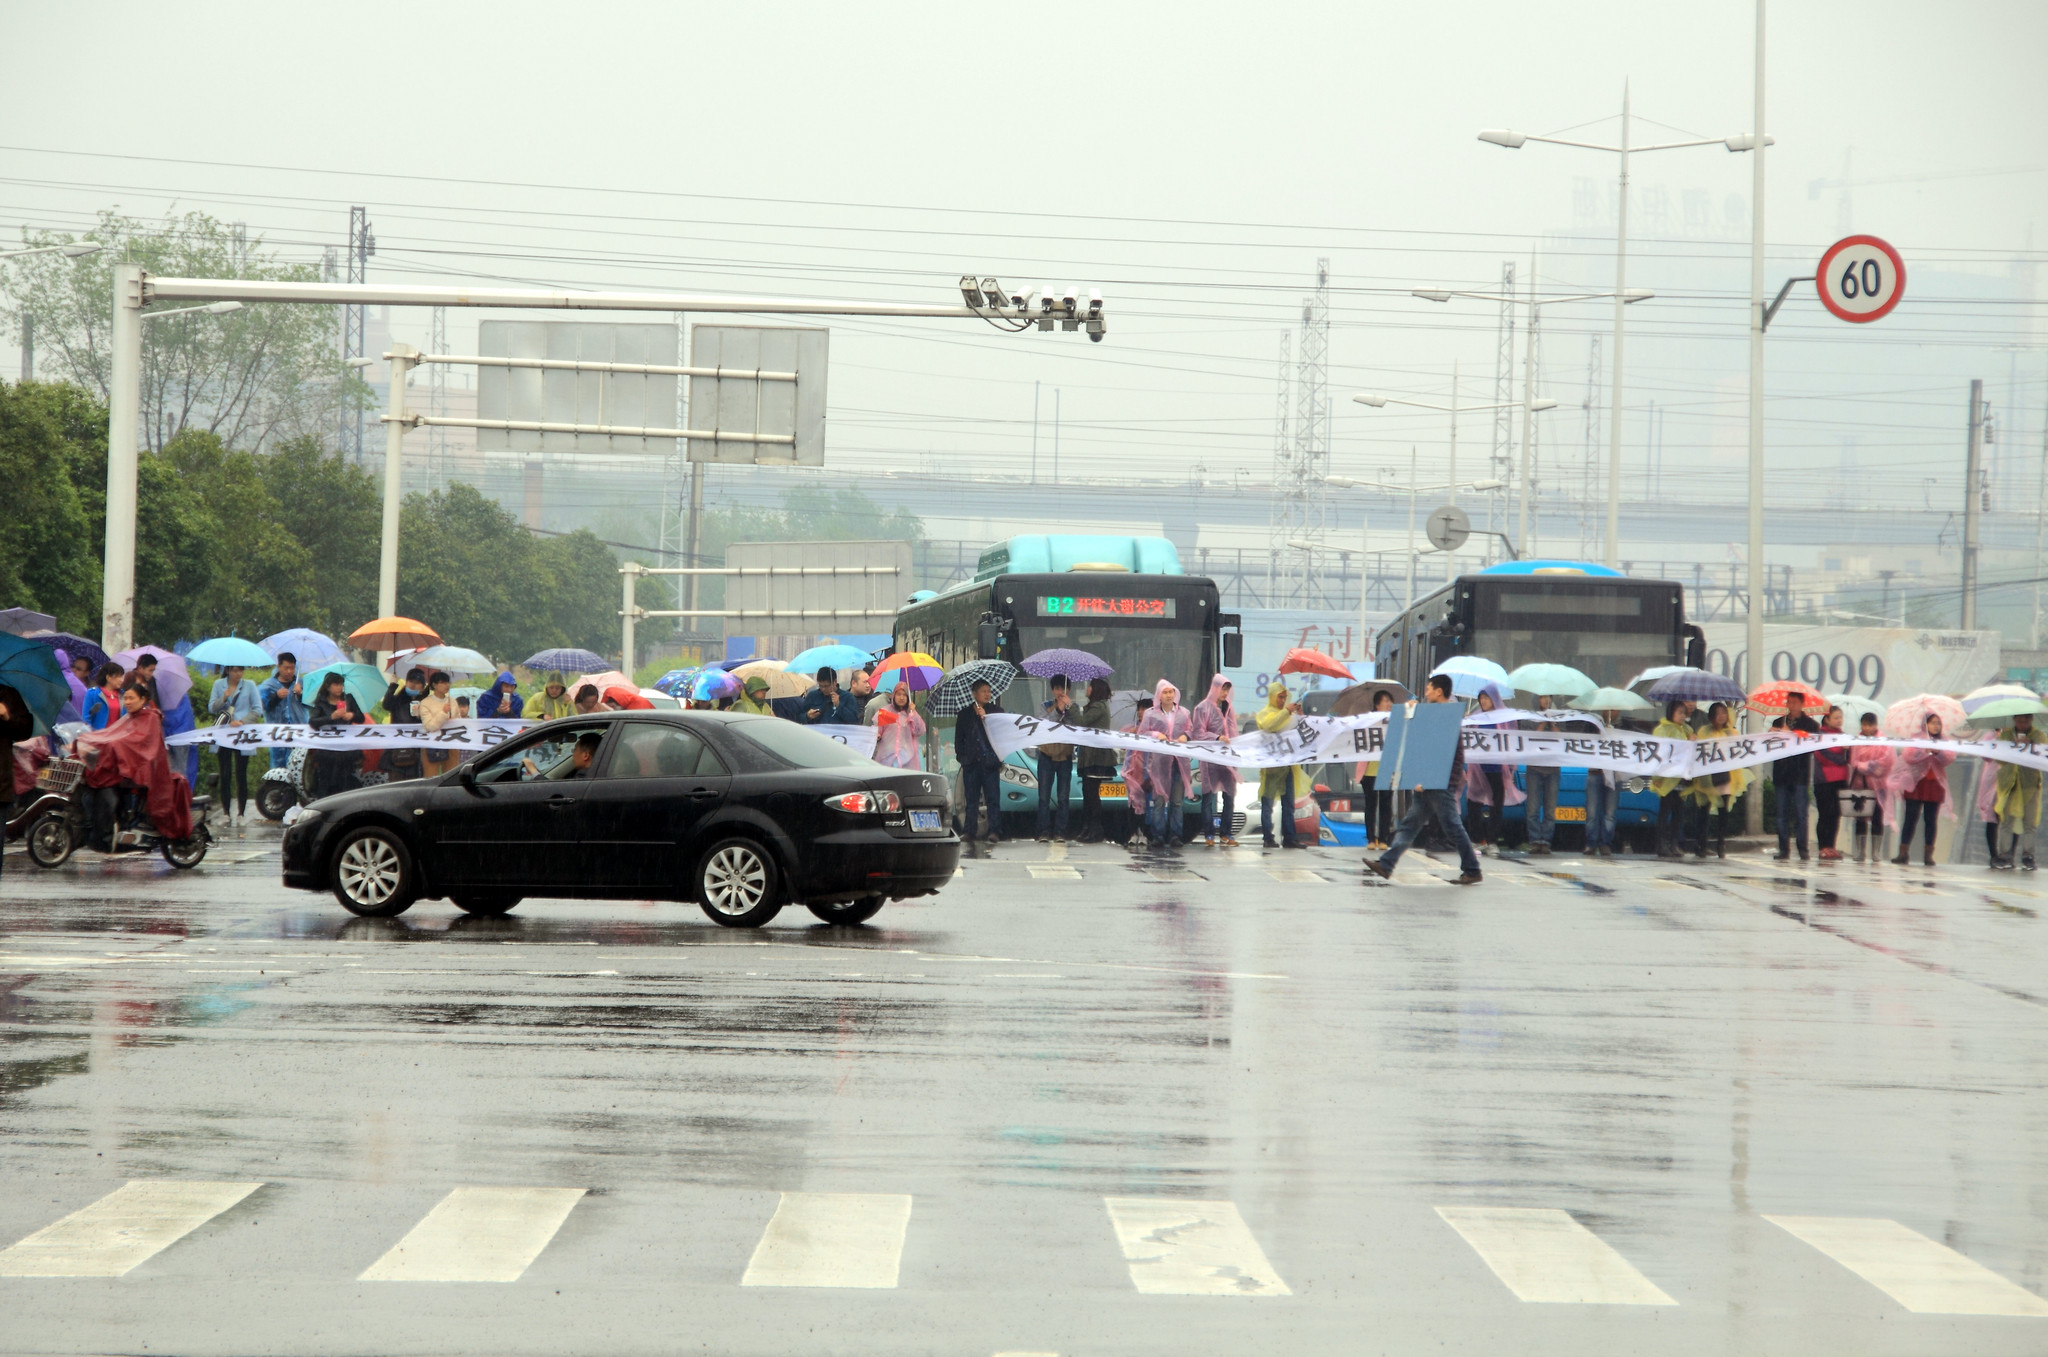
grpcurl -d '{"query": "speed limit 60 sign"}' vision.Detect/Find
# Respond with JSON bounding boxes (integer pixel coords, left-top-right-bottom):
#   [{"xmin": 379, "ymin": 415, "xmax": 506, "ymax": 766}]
[{"xmin": 1816, "ymin": 234, "xmax": 1905, "ymax": 323}]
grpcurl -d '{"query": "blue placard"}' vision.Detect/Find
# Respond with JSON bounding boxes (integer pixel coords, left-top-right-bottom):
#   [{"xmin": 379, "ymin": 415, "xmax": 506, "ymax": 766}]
[{"xmin": 1373, "ymin": 702, "xmax": 1464, "ymax": 791}]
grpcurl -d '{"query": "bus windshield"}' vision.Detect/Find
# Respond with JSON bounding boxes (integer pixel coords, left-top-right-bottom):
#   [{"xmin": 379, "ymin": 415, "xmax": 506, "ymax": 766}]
[
  {"xmin": 1468, "ymin": 626, "xmax": 1676, "ymax": 690},
  {"xmin": 1010, "ymin": 621, "xmax": 1206, "ymax": 713}
]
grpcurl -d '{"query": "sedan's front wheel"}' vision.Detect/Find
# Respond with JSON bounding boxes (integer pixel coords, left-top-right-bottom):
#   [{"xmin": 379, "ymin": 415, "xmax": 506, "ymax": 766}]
[
  {"xmin": 697, "ymin": 838, "xmax": 781, "ymax": 928},
  {"xmin": 331, "ymin": 827, "xmax": 417, "ymax": 917}
]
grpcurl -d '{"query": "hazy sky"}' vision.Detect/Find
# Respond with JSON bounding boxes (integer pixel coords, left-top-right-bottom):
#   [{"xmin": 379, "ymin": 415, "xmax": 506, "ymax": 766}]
[{"xmin": 4, "ymin": 0, "xmax": 2044, "ymax": 528}]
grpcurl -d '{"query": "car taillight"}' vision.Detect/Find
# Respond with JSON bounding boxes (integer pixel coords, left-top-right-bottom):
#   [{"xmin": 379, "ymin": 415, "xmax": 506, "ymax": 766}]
[{"xmin": 823, "ymin": 790, "xmax": 903, "ymax": 814}]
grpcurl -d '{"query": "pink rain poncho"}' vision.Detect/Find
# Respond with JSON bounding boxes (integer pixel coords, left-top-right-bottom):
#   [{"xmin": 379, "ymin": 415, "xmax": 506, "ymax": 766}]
[
  {"xmin": 1136, "ymin": 680, "xmax": 1194, "ymax": 802},
  {"xmin": 1187, "ymin": 674, "xmax": 1238, "ymax": 799},
  {"xmin": 873, "ymin": 700, "xmax": 926, "ymax": 769}
]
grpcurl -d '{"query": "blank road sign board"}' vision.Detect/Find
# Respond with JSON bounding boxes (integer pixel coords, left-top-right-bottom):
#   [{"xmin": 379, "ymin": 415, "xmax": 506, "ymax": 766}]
[
  {"xmin": 476, "ymin": 321, "xmax": 679, "ymax": 455},
  {"xmin": 688, "ymin": 325, "xmax": 828, "ymax": 466}
]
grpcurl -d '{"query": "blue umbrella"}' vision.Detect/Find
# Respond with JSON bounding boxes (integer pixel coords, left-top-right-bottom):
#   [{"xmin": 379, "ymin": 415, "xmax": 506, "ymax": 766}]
[
  {"xmin": 691, "ymin": 670, "xmax": 741, "ymax": 702},
  {"xmin": 786, "ymin": 643, "xmax": 874, "ymax": 677},
  {"xmin": 186, "ymin": 636, "xmax": 276, "ymax": 670},
  {"xmin": 19, "ymin": 630, "xmax": 110, "ymax": 675},
  {"xmin": 260, "ymin": 627, "xmax": 346, "ymax": 669},
  {"xmin": 1430, "ymin": 656, "xmax": 1511, "ymax": 700},
  {"xmin": 714, "ymin": 658, "xmax": 754, "ymax": 672},
  {"xmin": 522, "ymin": 647, "xmax": 609, "ymax": 674},
  {"xmin": 0, "ymin": 632, "xmax": 70, "ymax": 732}
]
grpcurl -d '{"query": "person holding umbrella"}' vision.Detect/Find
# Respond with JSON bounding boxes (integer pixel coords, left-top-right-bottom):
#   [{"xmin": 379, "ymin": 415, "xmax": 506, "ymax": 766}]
[
  {"xmin": 207, "ymin": 663, "xmax": 263, "ymax": 824},
  {"xmin": 1074, "ymin": 678, "xmax": 1115, "ymax": 843},
  {"xmin": 954, "ymin": 677, "xmax": 1005, "ymax": 845},
  {"xmin": 874, "ymin": 681, "xmax": 926, "ymax": 770},
  {"xmin": 307, "ymin": 670, "xmax": 372, "ymax": 800},
  {"xmin": 529, "ymin": 672, "xmax": 575, "ymax": 722},
  {"xmin": 1887, "ymin": 712, "xmax": 1955, "ymax": 868},
  {"xmin": 1994, "ymin": 711, "xmax": 2045, "ymax": 871},
  {"xmin": 259, "ymin": 653, "xmax": 306, "ymax": 771},
  {"xmin": 1769, "ymin": 690, "xmax": 1821, "ymax": 862},
  {"xmin": 1033, "ymin": 676, "xmax": 1075, "ymax": 843}
]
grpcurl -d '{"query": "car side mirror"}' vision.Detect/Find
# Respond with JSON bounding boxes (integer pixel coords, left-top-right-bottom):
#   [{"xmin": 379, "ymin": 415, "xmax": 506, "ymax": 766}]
[
  {"xmin": 977, "ymin": 620, "xmax": 1001, "ymax": 660},
  {"xmin": 1222, "ymin": 632, "xmax": 1243, "ymax": 669},
  {"xmin": 458, "ymin": 763, "xmax": 479, "ymax": 792}
]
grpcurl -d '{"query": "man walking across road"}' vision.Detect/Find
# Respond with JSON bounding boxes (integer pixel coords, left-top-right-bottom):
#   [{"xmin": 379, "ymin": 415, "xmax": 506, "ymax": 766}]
[{"xmin": 1366, "ymin": 674, "xmax": 1483, "ymax": 886}]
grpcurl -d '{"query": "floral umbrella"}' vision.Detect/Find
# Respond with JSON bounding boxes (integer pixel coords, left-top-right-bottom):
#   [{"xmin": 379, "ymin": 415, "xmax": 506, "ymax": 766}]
[
  {"xmin": 1882, "ymin": 693, "xmax": 1968, "ymax": 740},
  {"xmin": 1020, "ymin": 647, "xmax": 1113, "ymax": 681},
  {"xmin": 1747, "ymin": 679, "xmax": 1825, "ymax": 716}
]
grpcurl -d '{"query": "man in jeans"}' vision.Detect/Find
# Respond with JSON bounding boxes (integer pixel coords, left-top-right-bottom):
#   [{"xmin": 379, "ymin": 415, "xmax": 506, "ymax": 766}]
[
  {"xmin": 953, "ymin": 678, "xmax": 1005, "ymax": 845},
  {"xmin": 1771, "ymin": 690, "xmax": 1820, "ymax": 861},
  {"xmin": 1522, "ymin": 694, "xmax": 1562, "ymax": 855},
  {"xmin": 1366, "ymin": 675, "xmax": 1483, "ymax": 886},
  {"xmin": 1035, "ymin": 677, "xmax": 1075, "ymax": 842}
]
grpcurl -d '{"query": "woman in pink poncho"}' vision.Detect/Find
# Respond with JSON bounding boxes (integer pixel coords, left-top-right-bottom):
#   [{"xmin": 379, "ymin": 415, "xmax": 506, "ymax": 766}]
[
  {"xmin": 1845, "ymin": 711, "xmax": 1893, "ymax": 863},
  {"xmin": 1886, "ymin": 712, "xmax": 1954, "ymax": 867},
  {"xmin": 1188, "ymin": 675, "xmax": 1239, "ymax": 847},
  {"xmin": 1462, "ymin": 689, "xmax": 1523, "ymax": 855},
  {"xmin": 873, "ymin": 683, "xmax": 926, "ymax": 769},
  {"xmin": 1137, "ymin": 679, "xmax": 1194, "ymax": 847}
]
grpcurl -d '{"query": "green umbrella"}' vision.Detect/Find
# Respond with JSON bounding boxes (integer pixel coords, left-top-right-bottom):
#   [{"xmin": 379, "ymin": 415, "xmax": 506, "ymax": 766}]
[
  {"xmin": 1508, "ymin": 663, "xmax": 1597, "ymax": 699},
  {"xmin": 1569, "ymin": 686, "xmax": 1656, "ymax": 715},
  {"xmin": 1967, "ymin": 695, "xmax": 2048, "ymax": 726},
  {"xmin": 299, "ymin": 661, "xmax": 387, "ymax": 718}
]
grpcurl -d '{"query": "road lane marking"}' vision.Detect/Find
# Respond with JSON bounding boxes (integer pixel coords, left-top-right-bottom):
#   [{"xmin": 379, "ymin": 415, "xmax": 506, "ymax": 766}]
[
  {"xmin": 1435, "ymin": 1206, "xmax": 1675, "ymax": 1305},
  {"xmin": 1265, "ymin": 868, "xmax": 1326, "ymax": 883},
  {"xmin": 1765, "ymin": 1215, "xmax": 2048, "ymax": 1315},
  {"xmin": 1102, "ymin": 1197, "xmax": 1290, "ymax": 1296},
  {"xmin": 1027, "ymin": 865, "xmax": 1082, "ymax": 880},
  {"xmin": 741, "ymin": 1193, "xmax": 911, "ymax": 1289},
  {"xmin": 1145, "ymin": 869, "xmax": 1205, "ymax": 883},
  {"xmin": 1045, "ymin": 841, "xmax": 1068, "ymax": 863},
  {"xmin": 0, "ymin": 1180, "xmax": 262, "ymax": 1277},
  {"xmin": 359, "ymin": 1187, "xmax": 586, "ymax": 1282}
]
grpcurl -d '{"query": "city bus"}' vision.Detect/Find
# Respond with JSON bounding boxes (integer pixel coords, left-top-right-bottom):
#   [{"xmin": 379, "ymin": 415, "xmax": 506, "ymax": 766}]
[
  {"xmin": 891, "ymin": 534, "xmax": 1242, "ymax": 838},
  {"xmin": 1320, "ymin": 560, "xmax": 1706, "ymax": 850}
]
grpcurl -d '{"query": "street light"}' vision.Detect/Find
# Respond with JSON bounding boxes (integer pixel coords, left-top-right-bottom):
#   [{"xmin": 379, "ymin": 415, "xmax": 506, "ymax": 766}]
[
  {"xmin": 1479, "ymin": 87, "xmax": 1769, "ymax": 568},
  {"xmin": 139, "ymin": 301, "xmax": 244, "ymax": 322},
  {"xmin": 1320, "ymin": 465, "xmax": 1509, "ymax": 635},
  {"xmin": 1413, "ymin": 285, "xmax": 1648, "ymax": 555},
  {"xmin": 1353, "ymin": 382, "xmax": 1557, "ymax": 579},
  {"xmin": 0, "ymin": 242, "xmax": 103, "ymax": 261}
]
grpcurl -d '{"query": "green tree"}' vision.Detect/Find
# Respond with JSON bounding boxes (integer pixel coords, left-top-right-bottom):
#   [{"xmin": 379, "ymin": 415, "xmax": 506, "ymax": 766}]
[
  {"xmin": 535, "ymin": 530, "xmax": 625, "ymax": 655},
  {"xmin": 0, "ymin": 381, "xmax": 99, "ymax": 631},
  {"xmin": 257, "ymin": 436, "xmax": 380, "ymax": 634},
  {"xmin": 3, "ymin": 211, "xmax": 361, "ymax": 453},
  {"xmin": 160, "ymin": 430, "xmax": 318, "ymax": 638}
]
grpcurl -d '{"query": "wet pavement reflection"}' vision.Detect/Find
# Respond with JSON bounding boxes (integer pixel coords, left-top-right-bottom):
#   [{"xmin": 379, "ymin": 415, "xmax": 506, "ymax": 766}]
[{"xmin": 5, "ymin": 827, "xmax": 2048, "ymax": 1355}]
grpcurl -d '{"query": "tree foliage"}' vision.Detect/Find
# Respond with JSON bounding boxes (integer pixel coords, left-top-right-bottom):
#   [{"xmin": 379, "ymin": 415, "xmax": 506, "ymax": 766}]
[
  {"xmin": 3, "ymin": 211, "xmax": 361, "ymax": 453},
  {"xmin": 0, "ymin": 382, "xmax": 99, "ymax": 630}
]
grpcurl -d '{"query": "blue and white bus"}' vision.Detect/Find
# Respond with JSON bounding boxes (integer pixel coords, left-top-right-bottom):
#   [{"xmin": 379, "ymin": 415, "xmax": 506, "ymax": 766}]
[{"xmin": 891, "ymin": 535, "xmax": 1242, "ymax": 837}]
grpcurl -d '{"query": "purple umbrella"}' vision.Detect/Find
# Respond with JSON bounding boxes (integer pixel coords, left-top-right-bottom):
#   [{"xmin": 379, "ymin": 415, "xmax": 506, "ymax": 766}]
[
  {"xmin": 1020, "ymin": 647, "xmax": 1113, "ymax": 681},
  {"xmin": 20, "ymin": 630, "xmax": 111, "ymax": 676},
  {"xmin": 1646, "ymin": 668, "xmax": 1746, "ymax": 705}
]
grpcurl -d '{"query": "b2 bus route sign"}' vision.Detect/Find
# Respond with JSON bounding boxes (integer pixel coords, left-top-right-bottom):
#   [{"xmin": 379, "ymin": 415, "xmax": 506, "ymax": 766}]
[{"xmin": 1816, "ymin": 234, "xmax": 1905, "ymax": 323}]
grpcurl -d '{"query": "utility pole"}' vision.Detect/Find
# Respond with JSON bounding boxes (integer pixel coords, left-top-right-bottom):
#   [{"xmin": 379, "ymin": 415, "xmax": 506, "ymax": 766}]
[
  {"xmin": 2034, "ymin": 369, "xmax": 2048, "ymax": 649},
  {"xmin": 1054, "ymin": 388, "xmax": 1061, "ymax": 484},
  {"xmin": 1744, "ymin": 0, "xmax": 1768, "ymax": 834},
  {"xmin": 1963, "ymin": 378, "xmax": 1985, "ymax": 630},
  {"xmin": 342, "ymin": 207, "xmax": 374, "ymax": 462},
  {"xmin": 1031, "ymin": 380, "xmax": 1040, "ymax": 485}
]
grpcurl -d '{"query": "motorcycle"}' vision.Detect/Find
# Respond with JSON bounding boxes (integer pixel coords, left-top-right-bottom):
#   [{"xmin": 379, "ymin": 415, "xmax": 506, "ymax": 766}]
[
  {"xmin": 256, "ymin": 745, "xmax": 389, "ymax": 821},
  {"xmin": 6, "ymin": 753, "xmax": 213, "ymax": 870}
]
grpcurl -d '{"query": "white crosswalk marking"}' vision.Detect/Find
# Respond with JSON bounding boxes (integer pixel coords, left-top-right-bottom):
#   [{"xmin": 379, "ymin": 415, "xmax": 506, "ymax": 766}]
[
  {"xmin": 741, "ymin": 1192, "xmax": 912, "ymax": 1289},
  {"xmin": 0, "ymin": 1180, "xmax": 262, "ymax": 1277},
  {"xmin": 1265, "ymin": 868, "xmax": 1326, "ymax": 883},
  {"xmin": 1766, "ymin": 1215, "xmax": 2048, "ymax": 1316},
  {"xmin": 1435, "ymin": 1206, "xmax": 1676, "ymax": 1305},
  {"xmin": 1027, "ymin": 865, "xmax": 1082, "ymax": 880},
  {"xmin": 1102, "ymin": 1197, "xmax": 1291, "ymax": 1296},
  {"xmin": 359, "ymin": 1187, "xmax": 586, "ymax": 1282}
]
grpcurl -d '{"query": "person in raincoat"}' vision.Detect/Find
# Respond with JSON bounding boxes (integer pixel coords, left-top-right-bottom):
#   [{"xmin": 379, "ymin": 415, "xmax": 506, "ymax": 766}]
[
  {"xmin": 1122, "ymin": 697, "xmax": 1154, "ymax": 844},
  {"xmin": 1685, "ymin": 701, "xmax": 1749, "ymax": 860},
  {"xmin": 528, "ymin": 672, "xmax": 575, "ymax": 722},
  {"xmin": 1651, "ymin": 701, "xmax": 1695, "ymax": 859},
  {"xmin": 1887, "ymin": 712, "xmax": 1955, "ymax": 868},
  {"xmin": 1993, "ymin": 713, "xmax": 2044, "ymax": 871},
  {"xmin": 1255, "ymin": 682, "xmax": 1306, "ymax": 850},
  {"xmin": 1188, "ymin": 674, "xmax": 1239, "ymax": 847},
  {"xmin": 1137, "ymin": 679, "xmax": 1194, "ymax": 848},
  {"xmin": 1463, "ymin": 689, "xmax": 1522, "ymax": 855},
  {"xmin": 1846, "ymin": 711, "xmax": 1892, "ymax": 863},
  {"xmin": 873, "ymin": 682, "xmax": 926, "ymax": 770},
  {"xmin": 477, "ymin": 671, "xmax": 523, "ymax": 719},
  {"xmin": 418, "ymin": 671, "xmax": 460, "ymax": 779},
  {"xmin": 732, "ymin": 676, "xmax": 774, "ymax": 717}
]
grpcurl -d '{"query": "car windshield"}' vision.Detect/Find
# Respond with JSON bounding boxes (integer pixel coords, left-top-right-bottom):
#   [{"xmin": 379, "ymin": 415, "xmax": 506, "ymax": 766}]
[{"xmin": 725, "ymin": 716, "xmax": 881, "ymax": 770}]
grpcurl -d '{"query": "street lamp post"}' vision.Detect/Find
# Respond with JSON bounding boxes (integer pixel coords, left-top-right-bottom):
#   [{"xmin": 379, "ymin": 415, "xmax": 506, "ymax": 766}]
[
  {"xmin": 0, "ymin": 243, "xmax": 104, "ymax": 261},
  {"xmin": 1321, "ymin": 473, "xmax": 1505, "ymax": 632},
  {"xmin": 1353, "ymin": 387, "xmax": 1554, "ymax": 579},
  {"xmin": 1478, "ymin": 100, "xmax": 1767, "ymax": 568}
]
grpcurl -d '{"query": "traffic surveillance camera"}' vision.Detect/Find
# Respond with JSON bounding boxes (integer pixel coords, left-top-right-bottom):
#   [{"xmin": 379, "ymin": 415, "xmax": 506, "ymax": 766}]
[
  {"xmin": 982, "ymin": 278, "xmax": 1005, "ymax": 309},
  {"xmin": 960, "ymin": 276, "xmax": 985, "ymax": 307},
  {"xmin": 1088, "ymin": 288, "xmax": 1102, "ymax": 315},
  {"xmin": 1061, "ymin": 286, "xmax": 1078, "ymax": 316},
  {"xmin": 1040, "ymin": 287, "xmax": 1058, "ymax": 314},
  {"xmin": 1009, "ymin": 286, "xmax": 1029, "ymax": 309},
  {"xmin": 1087, "ymin": 315, "xmax": 1105, "ymax": 342}
]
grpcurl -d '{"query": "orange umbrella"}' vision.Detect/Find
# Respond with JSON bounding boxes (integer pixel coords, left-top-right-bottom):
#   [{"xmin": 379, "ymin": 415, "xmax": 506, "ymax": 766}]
[
  {"xmin": 347, "ymin": 616, "xmax": 441, "ymax": 651},
  {"xmin": 1278, "ymin": 647, "xmax": 1352, "ymax": 680},
  {"xmin": 1747, "ymin": 679, "xmax": 1824, "ymax": 716}
]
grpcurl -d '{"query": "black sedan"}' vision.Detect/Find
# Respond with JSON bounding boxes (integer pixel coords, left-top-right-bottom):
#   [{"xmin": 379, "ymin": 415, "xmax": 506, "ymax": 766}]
[{"xmin": 280, "ymin": 711, "xmax": 959, "ymax": 927}]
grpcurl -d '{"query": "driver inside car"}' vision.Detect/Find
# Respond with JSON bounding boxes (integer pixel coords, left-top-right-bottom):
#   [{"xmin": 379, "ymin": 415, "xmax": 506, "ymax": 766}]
[{"xmin": 520, "ymin": 731, "xmax": 603, "ymax": 781}]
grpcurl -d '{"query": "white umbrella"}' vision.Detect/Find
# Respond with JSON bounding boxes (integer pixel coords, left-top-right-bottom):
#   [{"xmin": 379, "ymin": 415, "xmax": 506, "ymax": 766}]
[{"xmin": 1823, "ymin": 693, "xmax": 1886, "ymax": 727}]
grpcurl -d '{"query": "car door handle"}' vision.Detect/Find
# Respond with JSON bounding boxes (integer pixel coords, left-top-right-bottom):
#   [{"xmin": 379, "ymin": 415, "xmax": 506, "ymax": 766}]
[
  {"xmin": 688, "ymin": 788, "xmax": 720, "ymax": 801},
  {"xmin": 547, "ymin": 795, "xmax": 576, "ymax": 808}
]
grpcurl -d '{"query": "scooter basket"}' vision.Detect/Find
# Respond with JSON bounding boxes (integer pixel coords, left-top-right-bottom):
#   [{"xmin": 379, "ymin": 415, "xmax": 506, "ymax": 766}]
[{"xmin": 35, "ymin": 758, "xmax": 85, "ymax": 796}]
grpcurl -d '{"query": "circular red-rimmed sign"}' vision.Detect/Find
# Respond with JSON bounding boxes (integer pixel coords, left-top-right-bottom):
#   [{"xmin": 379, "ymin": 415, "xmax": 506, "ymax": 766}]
[{"xmin": 1815, "ymin": 234, "xmax": 1905, "ymax": 323}]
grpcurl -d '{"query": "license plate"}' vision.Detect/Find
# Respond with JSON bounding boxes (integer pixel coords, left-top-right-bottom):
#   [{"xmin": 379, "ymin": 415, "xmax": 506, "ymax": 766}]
[
  {"xmin": 1100, "ymin": 782, "xmax": 1127, "ymax": 799},
  {"xmin": 1554, "ymin": 806, "xmax": 1587, "ymax": 821},
  {"xmin": 909, "ymin": 809, "xmax": 943, "ymax": 833}
]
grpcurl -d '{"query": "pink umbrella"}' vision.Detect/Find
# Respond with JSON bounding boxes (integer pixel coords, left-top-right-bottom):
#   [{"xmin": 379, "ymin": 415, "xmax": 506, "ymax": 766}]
[
  {"xmin": 112, "ymin": 645, "xmax": 191, "ymax": 711},
  {"xmin": 1882, "ymin": 693, "xmax": 1967, "ymax": 740}
]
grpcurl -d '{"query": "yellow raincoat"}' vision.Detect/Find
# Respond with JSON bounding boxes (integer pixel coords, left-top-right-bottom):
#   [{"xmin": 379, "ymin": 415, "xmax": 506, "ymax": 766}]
[
  {"xmin": 1256, "ymin": 682, "xmax": 1308, "ymax": 801},
  {"xmin": 526, "ymin": 672, "xmax": 575, "ymax": 723},
  {"xmin": 1686, "ymin": 720, "xmax": 1750, "ymax": 808},
  {"xmin": 1649, "ymin": 717, "xmax": 1692, "ymax": 797},
  {"xmin": 1995, "ymin": 724, "xmax": 2045, "ymax": 828}
]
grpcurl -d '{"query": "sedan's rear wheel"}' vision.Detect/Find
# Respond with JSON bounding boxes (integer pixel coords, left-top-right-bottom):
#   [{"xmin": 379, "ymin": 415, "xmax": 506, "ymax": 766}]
[
  {"xmin": 807, "ymin": 897, "xmax": 884, "ymax": 926},
  {"xmin": 451, "ymin": 895, "xmax": 521, "ymax": 917},
  {"xmin": 330, "ymin": 826, "xmax": 416, "ymax": 917},
  {"xmin": 697, "ymin": 838, "xmax": 781, "ymax": 928}
]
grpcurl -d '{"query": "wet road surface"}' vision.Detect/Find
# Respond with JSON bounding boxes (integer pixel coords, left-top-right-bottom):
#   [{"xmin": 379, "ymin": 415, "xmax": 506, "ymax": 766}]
[{"xmin": 5, "ymin": 826, "xmax": 2048, "ymax": 1355}]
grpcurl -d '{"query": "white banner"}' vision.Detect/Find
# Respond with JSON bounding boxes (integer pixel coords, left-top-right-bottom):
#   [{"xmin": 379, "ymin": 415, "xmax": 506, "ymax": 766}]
[
  {"xmin": 810, "ymin": 725, "xmax": 880, "ymax": 760},
  {"xmin": 167, "ymin": 720, "xmax": 533, "ymax": 752}
]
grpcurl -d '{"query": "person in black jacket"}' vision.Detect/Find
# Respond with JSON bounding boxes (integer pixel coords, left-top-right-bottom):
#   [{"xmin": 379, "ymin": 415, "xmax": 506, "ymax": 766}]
[
  {"xmin": 308, "ymin": 672, "xmax": 371, "ymax": 799},
  {"xmin": 953, "ymin": 678, "xmax": 1004, "ymax": 844},
  {"xmin": 379, "ymin": 666, "xmax": 428, "ymax": 780},
  {"xmin": 800, "ymin": 667, "xmax": 864, "ymax": 725}
]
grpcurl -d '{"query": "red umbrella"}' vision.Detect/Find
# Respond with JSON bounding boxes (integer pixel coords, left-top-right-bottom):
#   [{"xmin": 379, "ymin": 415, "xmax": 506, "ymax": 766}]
[
  {"xmin": 1747, "ymin": 679, "xmax": 1825, "ymax": 716},
  {"xmin": 1278, "ymin": 647, "xmax": 1352, "ymax": 680}
]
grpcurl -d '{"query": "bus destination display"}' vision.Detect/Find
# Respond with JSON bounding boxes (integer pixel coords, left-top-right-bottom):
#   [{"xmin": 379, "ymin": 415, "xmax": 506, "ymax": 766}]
[{"xmin": 1037, "ymin": 595, "xmax": 1177, "ymax": 619}]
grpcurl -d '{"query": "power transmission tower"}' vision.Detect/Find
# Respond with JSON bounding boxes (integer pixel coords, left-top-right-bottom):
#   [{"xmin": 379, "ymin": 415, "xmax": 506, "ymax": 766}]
[
  {"xmin": 1489, "ymin": 261, "xmax": 1516, "ymax": 555},
  {"xmin": 1292, "ymin": 259, "xmax": 1332, "ymax": 602},
  {"xmin": 1265, "ymin": 330, "xmax": 1292, "ymax": 604},
  {"xmin": 1579, "ymin": 334, "xmax": 1602, "ymax": 557},
  {"xmin": 230, "ymin": 222, "xmax": 248, "ymax": 276},
  {"xmin": 342, "ymin": 207, "xmax": 375, "ymax": 463},
  {"xmin": 426, "ymin": 305, "xmax": 447, "ymax": 489}
]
